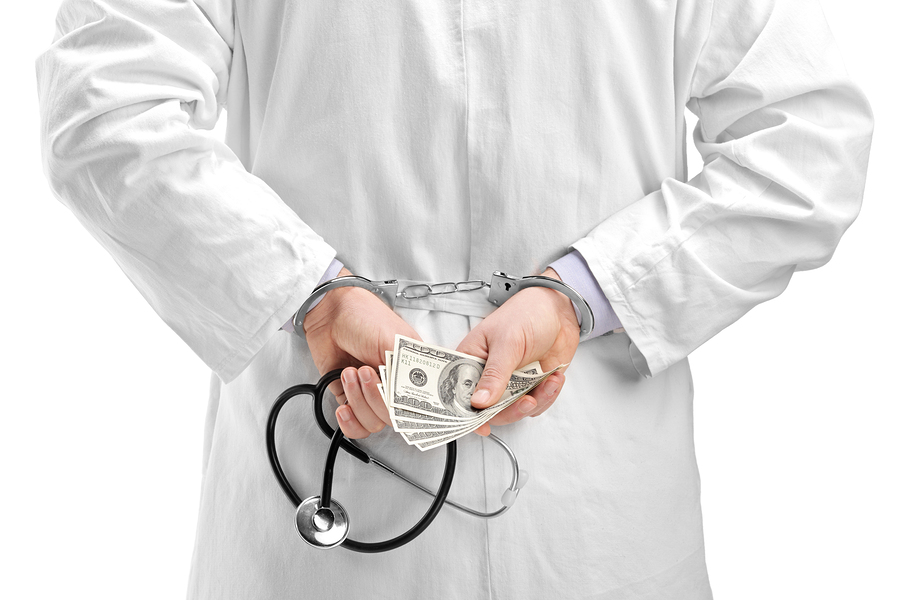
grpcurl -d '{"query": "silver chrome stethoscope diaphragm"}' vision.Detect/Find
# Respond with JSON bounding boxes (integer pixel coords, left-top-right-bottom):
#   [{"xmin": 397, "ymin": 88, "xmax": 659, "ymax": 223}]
[{"xmin": 295, "ymin": 496, "xmax": 350, "ymax": 549}]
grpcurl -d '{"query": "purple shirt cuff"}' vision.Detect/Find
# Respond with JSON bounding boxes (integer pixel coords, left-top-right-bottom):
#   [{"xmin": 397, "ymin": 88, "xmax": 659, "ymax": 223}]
[
  {"xmin": 548, "ymin": 250, "xmax": 623, "ymax": 340},
  {"xmin": 281, "ymin": 258, "xmax": 345, "ymax": 334}
]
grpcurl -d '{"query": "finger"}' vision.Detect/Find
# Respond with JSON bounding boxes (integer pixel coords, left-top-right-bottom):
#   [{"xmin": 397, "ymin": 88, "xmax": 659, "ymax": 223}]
[
  {"xmin": 324, "ymin": 357, "xmax": 364, "ymax": 400},
  {"xmin": 485, "ymin": 373, "xmax": 566, "ymax": 427},
  {"xmin": 474, "ymin": 423, "xmax": 491, "ymax": 437},
  {"xmin": 529, "ymin": 373, "xmax": 565, "ymax": 418},
  {"xmin": 470, "ymin": 338, "xmax": 524, "ymax": 410},
  {"xmin": 483, "ymin": 394, "xmax": 540, "ymax": 428},
  {"xmin": 455, "ymin": 330, "xmax": 489, "ymax": 364},
  {"xmin": 327, "ymin": 380, "xmax": 345, "ymax": 401},
  {"xmin": 335, "ymin": 404, "xmax": 372, "ymax": 439},
  {"xmin": 357, "ymin": 365, "xmax": 390, "ymax": 426},
  {"xmin": 341, "ymin": 368, "xmax": 385, "ymax": 434}
]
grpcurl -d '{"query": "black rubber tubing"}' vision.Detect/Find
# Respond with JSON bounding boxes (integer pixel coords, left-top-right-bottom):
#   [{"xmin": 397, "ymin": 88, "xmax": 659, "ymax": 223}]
[{"xmin": 266, "ymin": 369, "xmax": 458, "ymax": 553}]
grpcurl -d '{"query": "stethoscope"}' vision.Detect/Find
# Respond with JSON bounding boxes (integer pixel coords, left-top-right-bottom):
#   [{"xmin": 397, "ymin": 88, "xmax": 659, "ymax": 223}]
[{"xmin": 266, "ymin": 368, "xmax": 529, "ymax": 553}]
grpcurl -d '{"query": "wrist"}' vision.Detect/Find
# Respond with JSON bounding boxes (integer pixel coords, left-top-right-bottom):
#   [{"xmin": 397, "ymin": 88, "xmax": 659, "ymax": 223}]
[
  {"xmin": 538, "ymin": 268, "xmax": 581, "ymax": 332},
  {"xmin": 299, "ymin": 270, "xmax": 403, "ymax": 338},
  {"xmin": 301, "ymin": 268, "xmax": 355, "ymax": 335}
]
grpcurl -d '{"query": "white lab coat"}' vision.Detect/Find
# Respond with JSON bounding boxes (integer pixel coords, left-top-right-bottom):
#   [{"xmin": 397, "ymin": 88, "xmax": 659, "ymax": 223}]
[{"xmin": 35, "ymin": 0, "xmax": 872, "ymax": 597}]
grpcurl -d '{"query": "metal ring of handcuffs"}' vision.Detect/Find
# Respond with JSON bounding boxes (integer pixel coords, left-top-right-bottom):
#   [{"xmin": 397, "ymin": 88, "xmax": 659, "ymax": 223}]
[{"xmin": 267, "ymin": 272, "xmax": 595, "ymax": 553}]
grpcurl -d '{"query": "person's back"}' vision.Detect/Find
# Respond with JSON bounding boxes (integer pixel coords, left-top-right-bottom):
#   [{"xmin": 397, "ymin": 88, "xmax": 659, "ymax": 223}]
[{"xmin": 35, "ymin": 0, "xmax": 873, "ymax": 597}]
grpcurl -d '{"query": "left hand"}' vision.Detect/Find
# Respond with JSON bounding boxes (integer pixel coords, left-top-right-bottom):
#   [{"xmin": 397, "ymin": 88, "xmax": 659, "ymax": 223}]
[{"xmin": 454, "ymin": 268, "xmax": 581, "ymax": 436}]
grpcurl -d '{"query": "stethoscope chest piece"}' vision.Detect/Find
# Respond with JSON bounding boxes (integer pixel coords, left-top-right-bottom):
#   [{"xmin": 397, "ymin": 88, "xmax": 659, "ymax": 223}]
[{"xmin": 295, "ymin": 496, "xmax": 349, "ymax": 549}]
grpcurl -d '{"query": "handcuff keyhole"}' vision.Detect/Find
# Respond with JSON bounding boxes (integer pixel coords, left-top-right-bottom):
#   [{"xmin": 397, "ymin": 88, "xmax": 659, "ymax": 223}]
[{"xmin": 504, "ymin": 283, "xmax": 512, "ymax": 291}]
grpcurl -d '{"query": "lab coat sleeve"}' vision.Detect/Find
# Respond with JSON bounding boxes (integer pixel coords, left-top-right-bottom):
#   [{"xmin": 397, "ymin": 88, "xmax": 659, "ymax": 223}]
[
  {"xmin": 35, "ymin": 0, "xmax": 336, "ymax": 383},
  {"xmin": 548, "ymin": 250, "xmax": 623, "ymax": 338},
  {"xmin": 571, "ymin": 0, "xmax": 874, "ymax": 378}
]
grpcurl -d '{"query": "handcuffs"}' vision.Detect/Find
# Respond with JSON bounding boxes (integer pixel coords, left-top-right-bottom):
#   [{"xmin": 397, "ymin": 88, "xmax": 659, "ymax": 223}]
[{"xmin": 292, "ymin": 271, "xmax": 596, "ymax": 340}]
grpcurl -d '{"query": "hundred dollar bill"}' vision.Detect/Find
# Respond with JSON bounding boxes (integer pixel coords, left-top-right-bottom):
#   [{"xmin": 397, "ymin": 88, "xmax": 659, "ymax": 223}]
[
  {"xmin": 389, "ymin": 335, "xmax": 566, "ymax": 439},
  {"xmin": 378, "ymin": 367, "xmax": 388, "ymax": 406},
  {"xmin": 471, "ymin": 367, "xmax": 562, "ymax": 420},
  {"xmin": 518, "ymin": 361, "xmax": 543, "ymax": 376},
  {"xmin": 391, "ymin": 336, "xmax": 562, "ymax": 418},
  {"xmin": 380, "ymin": 384, "xmax": 471, "ymax": 440},
  {"xmin": 392, "ymin": 406, "xmax": 470, "ymax": 425},
  {"xmin": 384, "ymin": 340, "xmax": 545, "ymax": 420},
  {"xmin": 412, "ymin": 367, "xmax": 564, "ymax": 450},
  {"xmin": 393, "ymin": 419, "xmax": 466, "ymax": 432},
  {"xmin": 416, "ymin": 421, "xmax": 485, "ymax": 450},
  {"xmin": 379, "ymin": 379, "xmax": 473, "ymax": 427},
  {"xmin": 384, "ymin": 351, "xmax": 393, "ymax": 403},
  {"xmin": 390, "ymin": 335, "xmax": 487, "ymax": 420},
  {"xmin": 379, "ymin": 384, "xmax": 471, "ymax": 433},
  {"xmin": 401, "ymin": 426, "xmax": 473, "ymax": 443},
  {"xmin": 369, "ymin": 335, "xmax": 566, "ymax": 449},
  {"xmin": 387, "ymin": 349, "xmax": 461, "ymax": 419}
]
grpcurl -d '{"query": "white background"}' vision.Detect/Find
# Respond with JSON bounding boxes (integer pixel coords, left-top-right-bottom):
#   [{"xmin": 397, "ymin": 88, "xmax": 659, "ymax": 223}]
[{"xmin": 2, "ymin": 1, "xmax": 896, "ymax": 598}]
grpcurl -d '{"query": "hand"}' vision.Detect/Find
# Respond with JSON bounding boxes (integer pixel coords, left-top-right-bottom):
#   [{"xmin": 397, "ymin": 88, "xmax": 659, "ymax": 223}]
[
  {"xmin": 454, "ymin": 268, "xmax": 581, "ymax": 436},
  {"xmin": 302, "ymin": 268, "xmax": 422, "ymax": 439}
]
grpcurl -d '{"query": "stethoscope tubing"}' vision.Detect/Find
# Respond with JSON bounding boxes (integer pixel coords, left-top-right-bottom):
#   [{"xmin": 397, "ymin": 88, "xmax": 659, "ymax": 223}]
[
  {"xmin": 268, "ymin": 367, "xmax": 527, "ymax": 552},
  {"xmin": 266, "ymin": 369, "xmax": 458, "ymax": 552},
  {"xmin": 371, "ymin": 432, "xmax": 522, "ymax": 519}
]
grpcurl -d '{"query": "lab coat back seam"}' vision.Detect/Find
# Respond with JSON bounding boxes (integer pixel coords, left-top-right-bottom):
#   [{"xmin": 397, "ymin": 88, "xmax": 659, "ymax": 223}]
[{"xmin": 459, "ymin": 0, "xmax": 475, "ymax": 281}]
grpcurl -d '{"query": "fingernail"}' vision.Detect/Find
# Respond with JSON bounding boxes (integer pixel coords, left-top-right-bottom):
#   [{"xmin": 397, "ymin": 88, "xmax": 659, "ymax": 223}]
[
  {"xmin": 338, "ymin": 407, "xmax": 351, "ymax": 422},
  {"xmin": 359, "ymin": 368, "xmax": 371, "ymax": 384},
  {"xmin": 520, "ymin": 398, "xmax": 537, "ymax": 414},
  {"xmin": 472, "ymin": 390, "xmax": 490, "ymax": 408},
  {"xmin": 342, "ymin": 370, "xmax": 356, "ymax": 385},
  {"xmin": 545, "ymin": 382, "xmax": 559, "ymax": 396}
]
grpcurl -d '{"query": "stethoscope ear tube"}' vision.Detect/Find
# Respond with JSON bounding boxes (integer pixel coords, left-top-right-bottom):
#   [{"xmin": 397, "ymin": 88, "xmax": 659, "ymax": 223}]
[
  {"xmin": 341, "ymin": 433, "xmax": 457, "ymax": 553},
  {"xmin": 266, "ymin": 382, "xmax": 318, "ymax": 507},
  {"xmin": 311, "ymin": 369, "xmax": 372, "ymax": 465},
  {"xmin": 267, "ymin": 369, "xmax": 458, "ymax": 553}
]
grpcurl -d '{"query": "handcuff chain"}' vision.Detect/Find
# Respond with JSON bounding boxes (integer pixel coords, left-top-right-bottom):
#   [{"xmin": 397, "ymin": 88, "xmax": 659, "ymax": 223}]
[{"xmin": 398, "ymin": 280, "xmax": 488, "ymax": 300}]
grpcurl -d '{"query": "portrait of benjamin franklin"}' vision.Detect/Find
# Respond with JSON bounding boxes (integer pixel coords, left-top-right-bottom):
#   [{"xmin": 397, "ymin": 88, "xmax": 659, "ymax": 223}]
[{"xmin": 437, "ymin": 359, "xmax": 484, "ymax": 417}]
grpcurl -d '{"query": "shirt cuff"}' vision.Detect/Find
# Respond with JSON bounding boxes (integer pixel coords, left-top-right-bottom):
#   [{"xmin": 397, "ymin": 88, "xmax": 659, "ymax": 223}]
[
  {"xmin": 281, "ymin": 258, "xmax": 345, "ymax": 334},
  {"xmin": 548, "ymin": 250, "xmax": 623, "ymax": 340}
]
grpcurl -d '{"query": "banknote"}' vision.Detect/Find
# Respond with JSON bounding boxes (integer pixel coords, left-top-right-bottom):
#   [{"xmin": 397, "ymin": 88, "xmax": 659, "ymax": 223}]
[
  {"xmin": 379, "ymin": 360, "xmax": 472, "ymax": 433},
  {"xmin": 411, "ymin": 368, "xmax": 562, "ymax": 450},
  {"xmin": 390, "ymin": 335, "xmax": 482, "ymax": 420},
  {"xmin": 382, "ymin": 335, "xmax": 565, "ymax": 450},
  {"xmin": 391, "ymin": 336, "xmax": 560, "ymax": 418}
]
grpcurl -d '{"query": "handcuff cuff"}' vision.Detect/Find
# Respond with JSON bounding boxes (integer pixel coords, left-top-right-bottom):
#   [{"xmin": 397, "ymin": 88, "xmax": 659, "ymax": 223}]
[{"xmin": 292, "ymin": 271, "xmax": 597, "ymax": 341}]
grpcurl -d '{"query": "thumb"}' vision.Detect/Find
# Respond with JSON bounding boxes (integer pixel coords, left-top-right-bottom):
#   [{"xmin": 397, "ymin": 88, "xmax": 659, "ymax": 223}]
[{"xmin": 470, "ymin": 340, "xmax": 523, "ymax": 410}]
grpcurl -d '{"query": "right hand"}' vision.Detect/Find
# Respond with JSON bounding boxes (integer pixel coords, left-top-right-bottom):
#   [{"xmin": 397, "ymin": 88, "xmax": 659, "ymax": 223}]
[{"xmin": 302, "ymin": 268, "xmax": 422, "ymax": 439}]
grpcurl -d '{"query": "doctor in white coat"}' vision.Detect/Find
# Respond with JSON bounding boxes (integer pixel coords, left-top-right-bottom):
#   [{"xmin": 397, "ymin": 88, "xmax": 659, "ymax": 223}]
[{"xmin": 35, "ymin": 0, "xmax": 873, "ymax": 597}]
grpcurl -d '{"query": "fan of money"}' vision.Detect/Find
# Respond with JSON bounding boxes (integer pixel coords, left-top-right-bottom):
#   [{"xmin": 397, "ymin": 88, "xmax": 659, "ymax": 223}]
[{"xmin": 379, "ymin": 335, "xmax": 566, "ymax": 450}]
